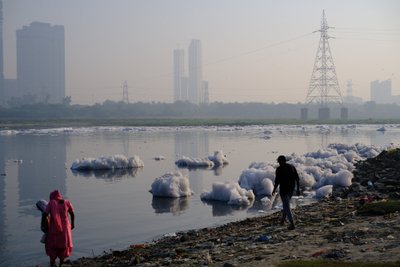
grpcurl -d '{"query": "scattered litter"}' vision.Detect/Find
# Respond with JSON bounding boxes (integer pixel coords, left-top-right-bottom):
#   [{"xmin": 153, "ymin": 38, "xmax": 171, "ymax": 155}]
[
  {"xmin": 311, "ymin": 248, "xmax": 327, "ymax": 257},
  {"xmin": 256, "ymin": 234, "xmax": 272, "ymax": 242}
]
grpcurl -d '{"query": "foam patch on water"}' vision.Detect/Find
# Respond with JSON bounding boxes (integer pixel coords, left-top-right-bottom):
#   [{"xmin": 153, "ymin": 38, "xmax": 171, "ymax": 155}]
[
  {"xmin": 207, "ymin": 150, "xmax": 229, "ymax": 167},
  {"xmin": 200, "ymin": 181, "xmax": 255, "ymax": 206},
  {"xmin": 175, "ymin": 150, "xmax": 229, "ymax": 169},
  {"xmin": 240, "ymin": 142, "xmax": 385, "ymax": 196},
  {"xmin": 238, "ymin": 165, "xmax": 275, "ymax": 196},
  {"xmin": 149, "ymin": 172, "xmax": 193, "ymax": 198},
  {"xmin": 175, "ymin": 156, "xmax": 214, "ymax": 168},
  {"xmin": 70, "ymin": 155, "xmax": 144, "ymax": 171}
]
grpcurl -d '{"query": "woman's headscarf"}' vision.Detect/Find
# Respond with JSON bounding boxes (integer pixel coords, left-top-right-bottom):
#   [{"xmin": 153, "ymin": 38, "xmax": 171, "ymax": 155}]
[
  {"xmin": 48, "ymin": 190, "xmax": 63, "ymax": 232},
  {"xmin": 50, "ymin": 190, "xmax": 62, "ymax": 201}
]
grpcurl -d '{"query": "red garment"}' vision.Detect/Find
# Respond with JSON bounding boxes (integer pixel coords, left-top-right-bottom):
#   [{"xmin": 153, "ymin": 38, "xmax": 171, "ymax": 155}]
[{"xmin": 45, "ymin": 191, "xmax": 74, "ymax": 260}]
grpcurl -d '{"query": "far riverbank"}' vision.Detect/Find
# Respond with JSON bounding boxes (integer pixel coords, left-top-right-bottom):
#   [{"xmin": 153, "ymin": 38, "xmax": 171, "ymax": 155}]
[{"xmin": 1, "ymin": 118, "xmax": 400, "ymax": 129}]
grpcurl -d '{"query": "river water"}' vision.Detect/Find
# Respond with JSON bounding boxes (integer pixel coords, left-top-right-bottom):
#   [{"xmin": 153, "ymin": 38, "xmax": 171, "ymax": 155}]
[{"xmin": 0, "ymin": 124, "xmax": 399, "ymax": 266}]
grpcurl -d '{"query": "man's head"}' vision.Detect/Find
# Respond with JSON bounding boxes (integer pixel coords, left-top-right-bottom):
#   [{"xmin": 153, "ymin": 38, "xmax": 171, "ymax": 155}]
[{"xmin": 277, "ymin": 155, "xmax": 286, "ymax": 165}]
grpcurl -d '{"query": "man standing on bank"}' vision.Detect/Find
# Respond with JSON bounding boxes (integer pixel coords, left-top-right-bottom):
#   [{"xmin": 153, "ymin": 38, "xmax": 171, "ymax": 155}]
[{"xmin": 272, "ymin": 155, "xmax": 300, "ymax": 230}]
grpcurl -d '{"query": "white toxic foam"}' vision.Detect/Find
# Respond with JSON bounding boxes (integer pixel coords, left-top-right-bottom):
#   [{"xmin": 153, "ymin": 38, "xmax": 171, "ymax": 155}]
[
  {"xmin": 200, "ymin": 181, "xmax": 255, "ymax": 206},
  {"xmin": 71, "ymin": 155, "xmax": 144, "ymax": 171},
  {"xmin": 238, "ymin": 165, "xmax": 275, "ymax": 196},
  {"xmin": 175, "ymin": 156, "xmax": 214, "ymax": 168},
  {"xmin": 208, "ymin": 150, "xmax": 229, "ymax": 167},
  {"xmin": 149, "ymin": 172, "xmax": 193, "ymax": 198},
  {"xmin": 241, "ymin": 142, "xmax": 384, "ymax": 195},
  {"xmin": 316, "ymin": 185, "xmax": 333, "ymax": 198}
]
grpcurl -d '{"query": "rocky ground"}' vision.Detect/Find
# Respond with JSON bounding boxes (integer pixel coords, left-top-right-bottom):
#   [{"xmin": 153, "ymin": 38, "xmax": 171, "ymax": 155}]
[{"xmin": 70, "ymin": 149, "xmax": 400, "ymax": 267}]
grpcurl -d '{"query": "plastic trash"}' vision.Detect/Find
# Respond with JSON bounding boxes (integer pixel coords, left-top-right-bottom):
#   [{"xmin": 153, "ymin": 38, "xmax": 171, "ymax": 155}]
[{"xmin": 256, "ymin": 234, "xmax": 272, "ymax": 242}]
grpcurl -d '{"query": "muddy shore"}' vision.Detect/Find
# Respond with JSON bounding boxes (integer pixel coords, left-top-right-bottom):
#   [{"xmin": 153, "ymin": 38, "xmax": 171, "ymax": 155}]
[{"xmin": 70, "ymin": 150, "xmax": 400, "ymax": 267}]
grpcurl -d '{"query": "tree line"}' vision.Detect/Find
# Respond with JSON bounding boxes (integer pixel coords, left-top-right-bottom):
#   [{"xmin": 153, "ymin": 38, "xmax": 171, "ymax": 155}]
[{"xmin": 0, "ymin": 99, "xmax": 400, "ymax": 120}]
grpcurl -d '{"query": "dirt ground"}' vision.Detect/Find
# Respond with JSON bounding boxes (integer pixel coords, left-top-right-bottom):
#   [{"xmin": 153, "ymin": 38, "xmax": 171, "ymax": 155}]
[{"xmin": 70, "ymin": 198, "xmax": 400, "ymax": 267}]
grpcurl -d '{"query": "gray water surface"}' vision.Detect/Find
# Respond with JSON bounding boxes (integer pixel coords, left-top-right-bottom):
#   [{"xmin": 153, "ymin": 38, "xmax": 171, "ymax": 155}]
[{"xmin": 0, "ymin": 124, "xmax": 399, "ymax": 267}]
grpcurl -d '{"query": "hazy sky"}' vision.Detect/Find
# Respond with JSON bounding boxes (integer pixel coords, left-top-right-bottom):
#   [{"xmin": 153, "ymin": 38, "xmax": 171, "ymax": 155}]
[{"xmin": 3, "ymin": 0, "xmax": 400, "ymax": 104}]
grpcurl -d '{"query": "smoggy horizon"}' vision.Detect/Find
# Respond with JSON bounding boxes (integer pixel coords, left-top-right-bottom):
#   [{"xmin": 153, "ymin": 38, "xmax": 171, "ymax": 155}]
[{"xmin": 3, "ymin": 0, "xmax": 400, "ymax": 105}]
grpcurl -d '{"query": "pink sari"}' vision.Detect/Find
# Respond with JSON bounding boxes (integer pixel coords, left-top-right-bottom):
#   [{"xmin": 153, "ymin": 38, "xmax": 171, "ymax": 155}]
[{"xmin": 45, "ymin": 190, "xmax": 74, "ymax": 260}]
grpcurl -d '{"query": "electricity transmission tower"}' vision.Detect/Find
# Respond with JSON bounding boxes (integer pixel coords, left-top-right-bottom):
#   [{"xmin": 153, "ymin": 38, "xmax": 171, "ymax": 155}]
[
  {"xmin": 122, "ymin": 81, "xmax": 129, "ymax": 104},
  {"xmin": 303, "ymin": 10, "xmax": 346, "ymax": 120}
]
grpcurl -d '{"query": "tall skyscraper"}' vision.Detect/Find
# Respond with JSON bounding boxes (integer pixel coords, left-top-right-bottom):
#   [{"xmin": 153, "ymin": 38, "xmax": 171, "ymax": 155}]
[
  {"xmin": 173, "ymin": 49, "xmax": 187, "ymax": 102},
  {"xmin": 188, "ymin": 39, "xmax": 202, "ymax": 105},
  {"xmin": 173, "ymin": 39, "xmax": 208, "ymax": 105},
  {"xmin": 0, "ymin": 0, "xmax": 4, "ymax": 106},
  {"xmin": 16, "ymin": 22, "xmax": 65, "ymax": 103},
  {"xmin": 370, "ymin": 79, "xmax": 392, "ymax": 104}
]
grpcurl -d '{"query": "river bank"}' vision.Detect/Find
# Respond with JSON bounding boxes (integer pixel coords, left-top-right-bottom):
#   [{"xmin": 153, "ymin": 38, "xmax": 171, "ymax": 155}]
[
  {"xmin": 69, "ymin": 149, "xmax": 400, "ymax": 267},
  {"xmin": 1, "ymin": 118, "xmax": 400, "ymax": 129}
]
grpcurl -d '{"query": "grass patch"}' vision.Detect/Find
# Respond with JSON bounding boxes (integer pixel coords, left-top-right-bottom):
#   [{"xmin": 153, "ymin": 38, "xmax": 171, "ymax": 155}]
[
  {"xmin": 278, "ymin": 260, "xmax": 400, "ymax": 267},
  {"xmin": 358, "ymin": 200, "xmax": 400, "ymax": 216}
]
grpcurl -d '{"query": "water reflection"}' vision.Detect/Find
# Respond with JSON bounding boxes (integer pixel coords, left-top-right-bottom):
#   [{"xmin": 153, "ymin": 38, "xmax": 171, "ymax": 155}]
[
  {"xmin": 0, "ymin": 137, "xmax": 6, "ymax": 256},
  {"xmin": 0, "ymin": 134, "xmax": 68, "ymax": 266},
  {"xmin": 151, "ymin": 196, "xmax": 189, "ymax": 215},
  {"xmin": 71, "ymin": 167, "xmax": 140, "ymax": 180},
  {"xmin": 174, "ymin": 131, "xmax": 209, "ymax": 194},
  {"xmin": 201, "ymin": 199, "xmax": 254, "ymax": 216},
  {"xmin": 177, "ymin": 165, "xmax": 225, "ymax": 176}
]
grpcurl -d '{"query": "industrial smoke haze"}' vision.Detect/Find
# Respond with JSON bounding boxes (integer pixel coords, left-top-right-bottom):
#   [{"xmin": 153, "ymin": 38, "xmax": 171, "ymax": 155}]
[{"xmin": 2, "ymin": 0, "xmax": 399, "ymax": 105}]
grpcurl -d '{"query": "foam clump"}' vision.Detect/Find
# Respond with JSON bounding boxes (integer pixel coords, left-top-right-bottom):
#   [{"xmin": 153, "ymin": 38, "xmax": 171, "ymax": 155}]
[
  {"xmin": 238, "ymin": 164, "xmax": 275, "ymax": 196},
  {"xmin": 201, "ymin": 182, "xmax": 255, "ymax": 206},
  {"xmin": 241, "ymin": 142, "xmax": 383, "ymax": 193},
  {"xmin": 71, "ymin": 155, "xmax": 144, "ymax": 171},
  {"xmin": 208, "ymin": 150, "xmax": 229, "ymax": 167},
  {"xmin": 316, "ymin": 185, "xmax": 333, "ymax": 198},
  {"xmin": 149, "ymin": 172, "xmax": 193, "ymax": 198},
  {"xmin": 175, "ymin": 156, "xmax": 214, "ymax": 168},
  {"xmin": 176, "ymin": 150, "xmax": 228, "ymax": 168}
]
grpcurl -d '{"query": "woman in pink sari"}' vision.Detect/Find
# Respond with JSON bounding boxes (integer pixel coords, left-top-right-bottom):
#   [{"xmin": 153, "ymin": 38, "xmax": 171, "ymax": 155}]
[{"xmin": 41, "ymin": 190, "xmax": 75, "ymax": 267}]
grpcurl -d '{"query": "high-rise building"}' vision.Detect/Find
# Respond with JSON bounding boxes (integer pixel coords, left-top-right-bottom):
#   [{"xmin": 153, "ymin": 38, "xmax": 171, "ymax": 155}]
[
  {"xmin": 188, "ymin": 39, "xmax": 202, "ymax": 105},
  {"xmin": 0, "ymin": 0, "xmax": 4, "ymax": 106},
  {"xmin": 173, "ymin": 49, "xmax": 187, "ymax": 102},
  {"xmin": 17, "ymin": 22, "xmax": 65, "ymax": 103},
  {"xmin": 173, "ymin": 39, "xmax": 209, "ymax": 105},
  {"xmin": 370, "ymin": 79, "xmax": 392, "ymax": 104},
  {"xmin": 201, "ymin": 81, "xmax": 209, "ymax": 104}
]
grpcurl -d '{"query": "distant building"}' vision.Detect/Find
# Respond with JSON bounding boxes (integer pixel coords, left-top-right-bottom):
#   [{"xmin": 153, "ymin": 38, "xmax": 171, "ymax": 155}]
[
  {"xmin": 370, "ymin": 79, "xmax": 392, "ymax": 104},
  {"xmin": 343, "ymin": 80, "xmax": 363, "ymax": 104},
  {"xmin": 3, "ymin": 78, "xmax": 17, "ymax": 98},
  {"xmin": 188, "ymin": 39, "xmax": 202, "ymax": 105},
  {"xmin": 173, "ymin": 49, "xmax": 187, "ymax": 102},
  {"xmin": 17, "ymin": 22, "xmax": 65, "ymax": 104},
  {"xmin": 394, "ymin": 95, "xmax": 400, "ymax": 105},
  {"xmin": 0, "ymin": 0, "xmax": 4, "ymax": 106},
  {"xmin": 173, "ymin": 39, "xmax": 209, "ymax": 105},
  {"xmin": 201, "ymin": 81, "xmax": 209, "ymax": 104}
]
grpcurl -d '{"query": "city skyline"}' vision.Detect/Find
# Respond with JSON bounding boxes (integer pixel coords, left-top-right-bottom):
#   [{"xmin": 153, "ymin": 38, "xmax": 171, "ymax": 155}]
[
  {"xmin": 16, "ymin": 21, "xmax": 65, "ymax": 103},
  {"xmin": 174, "ymin": 39, "xmax": 209, "ymax": 105},
  {"xmin": 2, "ymin": 0, "xmax": 400, "ymax": 105}
]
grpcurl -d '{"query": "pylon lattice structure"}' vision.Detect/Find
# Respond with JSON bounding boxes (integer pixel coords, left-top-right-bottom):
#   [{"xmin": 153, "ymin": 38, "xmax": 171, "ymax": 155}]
[
  {"xmin": 122, "ymin": 80, "xmax": 129, "ymax": 104},
  {"xmin": 305, "ymin": 10, "xmax": 342, "ymax": 106}
]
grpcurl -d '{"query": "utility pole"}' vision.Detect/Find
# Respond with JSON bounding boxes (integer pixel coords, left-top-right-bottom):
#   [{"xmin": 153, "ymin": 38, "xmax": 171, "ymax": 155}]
[
  {"xmin": 122, "ymin": 80, "xmax": 129, "ymax": 104},
  {"xmin": 303, "ymin": 10, "xmax": 346, "ymax": 120}
]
